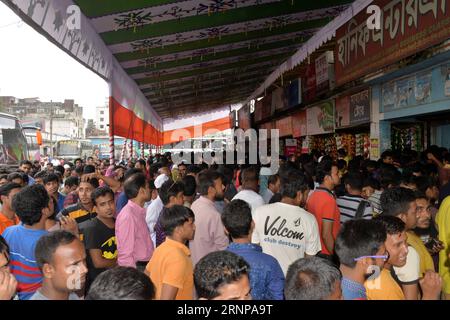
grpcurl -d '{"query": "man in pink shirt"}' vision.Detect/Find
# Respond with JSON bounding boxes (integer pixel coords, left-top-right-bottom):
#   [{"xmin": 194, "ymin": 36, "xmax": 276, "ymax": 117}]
[
  {"xmin": 116, "ymin": 172, "xmax": 154, "ymax": 271},
  {"xmin": 189, "ymin": 170, "xmax": 229, "ymax": 266}
]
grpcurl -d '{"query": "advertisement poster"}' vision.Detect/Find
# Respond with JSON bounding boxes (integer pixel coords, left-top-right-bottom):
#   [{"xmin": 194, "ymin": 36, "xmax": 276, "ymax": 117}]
[
  {"xmin": 287, "ymin": 78, "xmax": 302, "ymax": 108},
  {"xmin": 271, "ymin": 87, "xmax": 287, "ymax": 112},
  {"xmin": 0, "ymin": 129, "xmax": 27, "ymax": 165},
  {"xmin": 415, "ymin": 72, "xmax": 431, "ymax": 104},
  {"xmin": 444, "ymin": 64, "xmax": 450, "ymax": 96},
  {"xmin": 292, "ymin": 111, "xmax": 306, "ymax": 138},
  {"xmin": 306, "ymin": 100, "xmax": 335, "ymax": 135},
  {"xmin": 395, "ymin": 78, "xmax": 414, "ymax": 109},
  {"xmin": 315, "ymin": 52, "xmax": 329, "ymax": 90},
  {"xmin": 382, "ymin": 82, "xmax": 395, "ymax": 111},
  {"xmin": 335, "ymin": 95, "xmax": 350, "ymax": 128},
  {"xmin": 276, "ymin": 116, "xmax": 292, "ymax": 137},
  {"xmin": 304, "ymin": 63, "xmax": 316, "ymax": 103},
  {"xmin": 350, "ymin": 90, "xmax": 370, "ymax": 124},
  {"xmin": 370, "ymin": 138, "xmax": 379, "ymax": 160}
]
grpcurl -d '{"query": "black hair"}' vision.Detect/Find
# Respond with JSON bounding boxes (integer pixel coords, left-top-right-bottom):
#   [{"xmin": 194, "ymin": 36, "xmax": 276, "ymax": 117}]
[
  {"xmin": 7, "ymin": 172, "xmax": 24, "ymax": 183},
  {"xmin": 280, "ymin": 169, "xmax": 309, "ymax": 199},
  {"xmin": 74, "ymin": 166, "xmax": 84, "ymax": 175},
  {"xmin": 362, "ymin": 177, "xmax": 380, "ymax": 190},
  {"xmin": 19, "ymin": 160, "xmax": 32, "ymax": 167},
  {"xmin": 74, "ymin": 158, "xmax": 83, "ymax": 164},
  {"xmin": 344, "ymin": 173, "xmax": 363, "ymax": 191},
  {"xmin": 87, "ymin": 157, "xmax": 94, "ymax": 161},
  {"xmin": 0, "ymin": 235, "xmax": 9, "ymax": 256},
  {"xmin": 222, "ymin": 200, "xmax": 252, "ymax": 239},
  {"xmin": 241, "ymin": 167, "xmax": 258, "ymax": 184},
  {"xmin": 197, "ymin": 170, "xmax": 221, "ymax": 196},
  {"xmin": 43, "ymin": 173, "xmax": 59, "ymax": 185},
  {"xmin": 123, "ymin": 173, "xmax": 147, "ymax": 199},
  {"xmin": 315, "ymin": 159, "xmax": 336, "ymax": 184},
  {"xmin": 374, "ymin": 215, "xmax": 406, "ymax": 236},
  {"xmin": 380, "ymin": 166, "xmax": 401, "ymax": 189},
  {"xmin": 54, "ymin": 165, "xmax": 65, "ymax": 176},
  {"xmin": 91, "ymin": 186, "xmax": 115, "ymax": 206},
  {"xmin": 0, "ymin": 182, "xmax": 22, "ymax": 204},
  {"xmin": 380, "ymin": 187, "xmax": 416, "ymax": 217},
  {"xmin": 268, "ymin": 174, "xmax": 280, "ymax": 187},
  {"xmin": 381, "ymin": 150, "xmax": 394, "ymax": 160},
  {"xmin": 285, "ymin": 256, "xmax": 342, "ymax": 300},
  {"xmin": 123, "ymin": 168, "xmax": 143, "ymax": 181},
  {"xmin": 337, "ymin": 159, "xmax": 347, "ymax": 171},
  {"xmin": 178, "ymin": 162, "xmax": 187, "ymax": 169},
  {"xmin": 269, "ymin": 193, "xmax": 282, "ymax": 204},
  {"xmin": 194, "ymin": 251, "xmax": 250, "ymax": 299},
  {"xmin": 159, "ymin": 180, "xmax": 184, "ymax": 206},
  {"xmin": 187, "ymin": 165, "xmax": 201, "ymax": 175},
  {"xmin": 83, "ymin": 165, "xmax": 96, "ymax": 174},
  {"xmin": 12, "ymin": 184, "xmax": 49, "ymax": 225},
  {"xmin": 335, "ymin": 219, "xmax": 386, "ymax": 268},
  {"xmin": 86, "ymin": 267, "xmax": 155, "ymax": 300},
  {"xmin": 34, "ymin": 170, "xmax": 47, "ymax": 180},
  {"xmin": 149, "ymin": 180, "xmax": 156, "ymax": 190},
  {"xmin": 137, "ymin": 159, "xmax": 146, "ymax": 167},
  {"xmin": 64, "ymin": 176, "xmax": 80, "ymax": 188},
  {"xmin": 35, "ymin": 230, "xmax": 77, "ymax": 270},
  {"xmin": 413, "ymin": 176, "xmax": 437, "ymax": 194},
  {"xmin": 160, "ymin": 205, "xmax": 195, "ymax": 236},
  {"xmin": 0, "ymin": 174, "xmax": 8, "ymax": 181},
  {"xmin": 413, "ymin": 190, "xmax": 428, "ymax": 201},
  {"xmin": 182, "ymin": 175, "xmax": 197, "ymax": 197}
]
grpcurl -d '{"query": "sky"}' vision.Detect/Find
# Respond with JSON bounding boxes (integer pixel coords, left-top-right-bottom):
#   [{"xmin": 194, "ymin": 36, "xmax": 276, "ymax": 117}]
[{"xmin": 0, "ymin": 2, "xmax": 108, "ymax": 120}]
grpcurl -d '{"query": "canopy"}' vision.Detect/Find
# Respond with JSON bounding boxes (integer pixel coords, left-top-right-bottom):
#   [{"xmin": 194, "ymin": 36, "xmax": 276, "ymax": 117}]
[{"xmin": 4, "ymin": 0, "xmax": 360, "ymax": 145}]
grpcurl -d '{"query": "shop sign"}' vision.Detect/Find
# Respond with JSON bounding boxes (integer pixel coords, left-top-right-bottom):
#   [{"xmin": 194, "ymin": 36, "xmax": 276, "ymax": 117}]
[
  {"xmin": 292, "ymin": 111, "xmax": 307, "ymax": 138},
  {"xmin": 382, "ymin": 71, "xmax": 431, "ymax": 112},
  {"xmin": 306, "ymin": 100, "xmax": 335, "ymax": 136},
  {"xmin": 335, "ymin": 95, "xmax": 350, "ymax": 128},
  {"xmin": 335, "ymin": 0, "xmax": 450, "ymax": 86},
  {"xmin": 350, "ymin": 89, "xmax": 370, "ymax": 124},
  {"xmin": 276, "ymin": 116, "xmax": 293, "ymax": 137}
]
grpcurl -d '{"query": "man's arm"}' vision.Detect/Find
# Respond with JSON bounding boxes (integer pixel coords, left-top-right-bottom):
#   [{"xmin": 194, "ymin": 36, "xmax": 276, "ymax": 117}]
[
  {"xmin": 160, "ymin": 284, "xmax": 179, "ymax": 300},
  {"xmin": 402, "ymin": 283, "xmax": 419, "ymax": 300},
  {"xmin": 89, "ymin": 249, "xmax": 117, "ymax": 269},
  {"xmin": 268, "ymin": 261, "xmax": 285, "ymax": 300},
  {"xmin": 213, "ymin": 214, "xmax": 229, "ymax": 250},
  {"xmin": 116, "ymin": 217, "xmax": 136, "ymax": 267},
  {"xmin": 321, "ymin": 219, "xmax": 335, "ymax": 254}
]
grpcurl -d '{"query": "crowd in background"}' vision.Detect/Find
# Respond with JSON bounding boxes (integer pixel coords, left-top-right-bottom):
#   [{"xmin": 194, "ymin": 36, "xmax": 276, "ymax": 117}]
[{"xmin": 0, "ymin": 144, "xmax": 450, "ymax": 300}]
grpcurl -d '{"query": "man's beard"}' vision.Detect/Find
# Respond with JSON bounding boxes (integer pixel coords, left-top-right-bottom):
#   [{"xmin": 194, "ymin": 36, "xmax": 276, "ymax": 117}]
[{"xmin": 214, "ymin": 194, "xmax": 224, "ymax": 201}]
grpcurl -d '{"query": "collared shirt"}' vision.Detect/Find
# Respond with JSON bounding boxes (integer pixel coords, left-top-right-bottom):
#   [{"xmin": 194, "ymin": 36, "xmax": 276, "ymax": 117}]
[
  {"xmin": 116, "ymin": 200, "xmax": 154, "ymax": 268},
  {"xmin": 227, "ymin": 242, "xmax": 284, "ymax": 300},
  {"xmin": 232, "ymin": 190, "xmax": 265, "ymax": 217},
  {"xmin": 260, "ymin": 188, "xmax": 274, "ymax": 204},
  {"xmin": 189, "ymin": 196, "xmax": 229, "ymax": 265},
  {"xmin": 146, "ymin": 196, "xmax": 164, "ymax": 247},
  {"xmin": 146, "ymin": 238, "xmax": 194, "ymax": 300},
  {"xmin": 341, "ymin": 277, "xmax": 367, "ymax": 300},
  {"xmin": 0, "ymin": 212, "xmax": 20, "ymax": 235}
]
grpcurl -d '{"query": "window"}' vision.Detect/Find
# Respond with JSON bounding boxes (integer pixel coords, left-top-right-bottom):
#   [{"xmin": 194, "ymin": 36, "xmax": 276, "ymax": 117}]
[
  {"xmin": 100, "ymin": 125, "xmax": 104, "ymax": 129},
  {"xmin": 100, "ymin": 118, "xmax": 104, "ymax": 122},
  {"xmin": 100, "ymin": 111, "xmax": 104, "ymax": 115}
]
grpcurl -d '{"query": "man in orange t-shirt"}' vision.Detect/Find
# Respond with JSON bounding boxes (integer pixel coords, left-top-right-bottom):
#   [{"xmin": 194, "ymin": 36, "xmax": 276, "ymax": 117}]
[
  {"xmin": 0, "ymin": 183, "xmax": 22, "ymax": 235},
  {"xmin": 306, "ymin": 159, "xmax": 341, "ymax": 259}
]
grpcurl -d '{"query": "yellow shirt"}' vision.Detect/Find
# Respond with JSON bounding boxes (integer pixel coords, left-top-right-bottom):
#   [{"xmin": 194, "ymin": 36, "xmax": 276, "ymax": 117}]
[
  {"xmin": 146, "ymin": 238, "xmax": 194, "ymax": 300},
  {"xmin": 436, "ymin": 196, "xmax": 450, "ymax": 294},
  {"xmin": 406, "ymin": 231, "xmax": 435, "ymax": 276},
  {"xmin": 365, "ymin": 268, "xmax": 405, "ymax": 300}
]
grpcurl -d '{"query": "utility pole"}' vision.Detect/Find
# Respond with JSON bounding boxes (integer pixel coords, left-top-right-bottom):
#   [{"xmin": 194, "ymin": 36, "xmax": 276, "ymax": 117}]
[{"xmin": 49, "ymin": 100, "xmax": 53, "ymax": 158}]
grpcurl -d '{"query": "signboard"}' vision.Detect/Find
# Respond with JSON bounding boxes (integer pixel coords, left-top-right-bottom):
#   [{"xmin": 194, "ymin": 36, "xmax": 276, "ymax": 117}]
[
  {"xmin": 287, "ymin": 78, "xmax": 302, "ymax": 108},
  {"xmin": 272, "ymin": 87, "xmax": 286, "ymax": 112},
  {"xmin": 276, "ymin": 116, "xmax": 293, "ymax": 137},
  {"xmin": 382, "ymin": 71, "xmax": 432, "ymax": 112},
  {"xmin": 335, "ymin": 95, "xmax": 350, "ymax": 128},
  {"xmin": 350, "ymin": 89, "xmax": 370, "ymax": 124},
  {"xmin": 335, "ymin": 0, "xmax": 450, "ymax": 86},
  {"xmin": 306, "ymin": 100, "xmax": 335, "ymax": 136},
  {"xmin": 370, "ymin": 138, "xmax": 380, "ymax": 159},
  {"xmin": 292, "ymin": 111, "xmax": 307, "ymax": 138},
  {"xmin": 316, "ymin": 51, "xmax": 333, "ymax": 93},
  {"xmin": 304, "ymin": 63, "xmax": 316, "ymax": 103}
]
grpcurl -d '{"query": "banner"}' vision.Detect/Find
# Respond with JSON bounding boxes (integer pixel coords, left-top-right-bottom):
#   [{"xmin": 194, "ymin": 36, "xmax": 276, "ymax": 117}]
[
  {"xmin": 304, "ymin": 63, "xmax": 317, "ymax": 103},
  {"xmin": 335, "ymin": 95, "xmax": 350, "ymax": 128},
  {"xmin": 306, "ymin": 100, "xmax": 335, "ymax": 135},
  {"xmin": 292, "ymin": 111, "xmax": 307, "ymax": 138},
  {"xmin": 335, "ymin": 0, "xmax": 450, "ymax": 86},
  {"xmin": 287, "ymin": 78, "xmax": 302, "ymax": 108},
  {"xmin": 276, "ymin": 116, "xmax": 293, "ymax": 137},
  {"xmin": 349, "ymin": 89, "xmax": 370, "ymax": 125}
]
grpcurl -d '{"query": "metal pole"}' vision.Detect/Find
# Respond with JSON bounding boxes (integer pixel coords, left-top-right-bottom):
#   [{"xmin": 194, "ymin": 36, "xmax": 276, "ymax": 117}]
[
  {"xmin": 108, "ymin": 98, "xmax": 115, "ymax": 164},
  {"xmin": 120, "ymin": 139, "xmax": 127, "ymax": 162},
  {"xmin": 49, "ymin": 101, "xmax": 53, "ymax": 159},
  {"xmin": 140, "ymin": 142, "xmax": 144, "ymax": 159}
]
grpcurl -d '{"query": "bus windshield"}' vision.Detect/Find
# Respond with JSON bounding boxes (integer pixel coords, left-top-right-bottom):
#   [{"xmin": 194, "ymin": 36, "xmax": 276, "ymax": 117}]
[
  {"xmin": 0, "ymin": 113, "xmax": 29, "ymax": 166},
  {"xmin": 57, "ymin": 141, "xmax": 80, "ymax": 156}
]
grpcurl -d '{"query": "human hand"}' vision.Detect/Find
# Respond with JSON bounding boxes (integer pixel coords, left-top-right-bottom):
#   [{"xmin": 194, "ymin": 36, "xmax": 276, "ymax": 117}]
[
  {"xmin": 420, "ymin": 271, "xmax": 442, "ymax": 300},
  {"xmin": 81, "ymin": 172, "xmax": 97, "ymax": 182},
  {"xmin": 0, "ymin": 271, "xmax": 17, "ymax": 300},
  {"xmin": 60, "ymin": 216, "xmax": 79, "ymax": 236}
]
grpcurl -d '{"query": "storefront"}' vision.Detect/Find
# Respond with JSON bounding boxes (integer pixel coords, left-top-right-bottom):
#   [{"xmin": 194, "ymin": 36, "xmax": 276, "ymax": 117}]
[{"xmin": 306, "ymin": 100, "xmax": 337, "ymax": 157}]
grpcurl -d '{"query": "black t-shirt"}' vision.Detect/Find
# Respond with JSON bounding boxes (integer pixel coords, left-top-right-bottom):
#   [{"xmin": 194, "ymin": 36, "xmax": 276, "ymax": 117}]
[{"xmin": 79, "ymin": 217, "xmax": 117, "ymax": 288}]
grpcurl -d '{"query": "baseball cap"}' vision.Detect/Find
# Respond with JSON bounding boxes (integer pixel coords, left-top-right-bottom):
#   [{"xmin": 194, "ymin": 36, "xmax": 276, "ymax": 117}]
[{"xmin": 154, "ymin": 174, "xmax": 169, "ymax": 189}]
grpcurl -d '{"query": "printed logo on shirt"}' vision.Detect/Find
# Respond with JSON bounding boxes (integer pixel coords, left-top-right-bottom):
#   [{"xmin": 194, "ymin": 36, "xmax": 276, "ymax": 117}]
[
  {"xmin": 101, "ymin": 236, "xmax": 118, "ymax": 259},
  {"xmin": 264, "ymin": 216, "xmax": 304, "ymax": 240},
  {"xmin": 294, "ymin": 217, "xmax": 301, "ymax": 227}
]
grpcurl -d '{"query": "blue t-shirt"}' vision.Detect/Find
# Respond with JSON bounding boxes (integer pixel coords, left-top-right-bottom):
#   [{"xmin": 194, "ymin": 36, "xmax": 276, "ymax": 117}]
[
  {"xmin": 57, "ymin": 192, "xmax": 66, "ymax": 213},
  {"xmin": 116, "ymin": 192, "xmax": 128, "ymax": 215},
  {"xmin": 341, "ymin": 277, "xmax": 367, "ymax": 300},
  {"xmin": 227, "ymin": 242, "xmax": 285, "ymax": 300},
  {"xmin": 2, "ymin": 224, "xmax": 48, "ymax": 300}
]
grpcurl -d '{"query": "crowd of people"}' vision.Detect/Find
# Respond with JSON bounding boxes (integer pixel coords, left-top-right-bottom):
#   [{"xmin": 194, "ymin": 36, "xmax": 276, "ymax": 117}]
[{"xmin": 0, "ymin": 145, "xmax": 450, "ymax": 300}]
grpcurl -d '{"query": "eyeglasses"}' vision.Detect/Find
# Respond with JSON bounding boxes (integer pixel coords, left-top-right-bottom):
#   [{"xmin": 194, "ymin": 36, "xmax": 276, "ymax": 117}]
[{"xmin": 354, "ymin": 252, "xmax": 389, "ymax": 262}]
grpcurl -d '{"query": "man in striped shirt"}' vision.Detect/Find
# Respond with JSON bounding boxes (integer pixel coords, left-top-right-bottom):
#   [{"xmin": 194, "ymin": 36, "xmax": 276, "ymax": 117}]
[
  {"xmin": 337, "ymin": 174, "xmax": 373, "ymax": 225},
  {"xmin": 1, "ymin": 184, "xmax": 52, "ymax": 300}
]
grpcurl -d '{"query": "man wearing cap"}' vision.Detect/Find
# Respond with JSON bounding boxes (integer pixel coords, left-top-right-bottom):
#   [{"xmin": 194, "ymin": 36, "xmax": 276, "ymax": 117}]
[{"xmin": 146, "ymin": 173, "xmax": 169, "ymax": 248}]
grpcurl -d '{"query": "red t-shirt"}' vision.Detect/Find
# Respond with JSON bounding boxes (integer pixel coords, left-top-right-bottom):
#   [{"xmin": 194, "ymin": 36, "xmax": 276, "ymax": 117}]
[
  {"xmin": 306, "ymin": 188, "xmax": 340, "ymax": 255},
  {"xmin": 0, "ymin": 212, "xmax": 20, "ymax": 235}
]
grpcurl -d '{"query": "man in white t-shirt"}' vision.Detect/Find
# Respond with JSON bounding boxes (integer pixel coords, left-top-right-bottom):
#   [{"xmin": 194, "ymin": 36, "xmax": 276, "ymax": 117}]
[
  {"xmin": 252, "ymin": 169, "xmax": 322, "ymax": 275},
  {"xmin": 232, "ymin": 167, "xmax": 265, "ymax": 216}
]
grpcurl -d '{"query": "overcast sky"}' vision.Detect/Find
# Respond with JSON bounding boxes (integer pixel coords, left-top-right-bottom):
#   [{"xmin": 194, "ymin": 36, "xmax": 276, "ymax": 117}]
[{"xmin": 0, "ymin": 2, "xmax": 108, "ymax": 120}]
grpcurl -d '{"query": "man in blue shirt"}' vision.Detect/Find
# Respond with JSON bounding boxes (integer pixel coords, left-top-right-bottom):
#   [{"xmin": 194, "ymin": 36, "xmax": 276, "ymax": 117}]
[
  {"xmin": 222, "ymin": 199, "xmax": 285, "ymax": 300},
  {"xmin": 335, "ymin": 219, "xmax": 388, "ymax": 300}
]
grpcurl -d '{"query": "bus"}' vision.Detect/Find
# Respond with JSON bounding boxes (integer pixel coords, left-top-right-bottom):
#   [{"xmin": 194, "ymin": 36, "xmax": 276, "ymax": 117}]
[
  {"xmin": 22, "ymin": 125, "xmax": 43, "ymax": 161},
  {"xmin": 0, "ymin": 112, "xmax": 29, "ymax": 169},
  {"xmin": 54, "ymin": 139, "xmax": 93, "ymax": 161}
]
